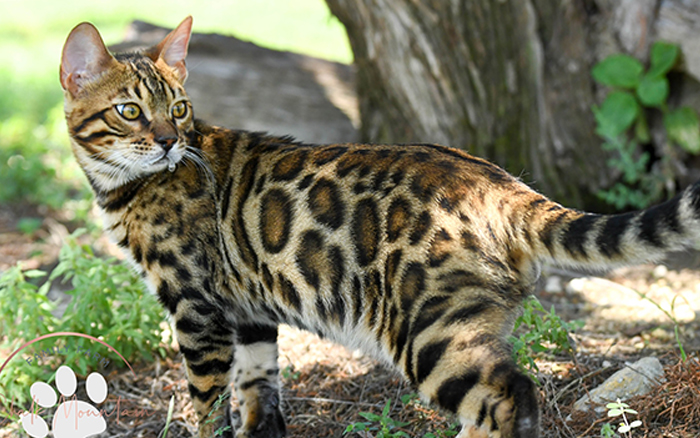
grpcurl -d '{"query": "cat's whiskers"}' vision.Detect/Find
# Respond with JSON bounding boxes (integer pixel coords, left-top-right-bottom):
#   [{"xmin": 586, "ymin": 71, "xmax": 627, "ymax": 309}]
[
  {"xmin": 183, "ymin": 145, "xmax": 215, "ymax": 185},
  {"xmin": 82, "ymin": 149, "xmax": 155, "ymax": 190}
]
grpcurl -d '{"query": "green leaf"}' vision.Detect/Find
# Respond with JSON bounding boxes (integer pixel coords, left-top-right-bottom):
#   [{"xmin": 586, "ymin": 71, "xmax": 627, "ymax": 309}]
[
  {"xmin": 23, "ymin": 269, "xmax": 46, "ymax": 279},
  {"xmin": 592, "ymin": 54, "xmax": 644, "ymax": 88},
  {"xmin": 637, "ymin": 75, "xmax": 669, "ymax": 107},
  {"xmin": 400, "ymin": 393, "xmax": 417, "ymax": 405},
  {"xmin": 17, "ymin": 217, "xmax": 43, "ymax": 235},
  {"xmin": 382, "ymin": 400, "xmax": 391, "ymax": 417},
  {"xmin": 360, "ymin": 412, "xmax": 381, "ymax": 422},
  {"xmin": 635, "ymin": 115, "xmax": 651, "ymax": 143},
  {"xmin": 664, "ymin": 107, "xmax": 700, "ymax": 153},
  {"xmin": 648, "ymin": 41, "xmax": 680, "ymax": 78},
  {"xmin": 593, "ymin": 91, "xmax": 640, "ymax": 139}
]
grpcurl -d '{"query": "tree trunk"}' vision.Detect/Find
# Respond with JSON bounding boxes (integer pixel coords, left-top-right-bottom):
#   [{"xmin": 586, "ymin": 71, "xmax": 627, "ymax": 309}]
[{"xmin": 325, "ymin": 0, "xmax": 700, "ymax": 211}]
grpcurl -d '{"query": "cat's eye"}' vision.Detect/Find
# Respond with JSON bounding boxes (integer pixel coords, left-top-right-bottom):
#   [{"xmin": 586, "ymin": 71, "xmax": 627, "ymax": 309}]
[
  {"xmin": 116, "ymin": 103, "xmax": 142, "ymax": 120},
  {"xmin": 172, "ymin": 101, "xmax": 188, "ymax": 119}
]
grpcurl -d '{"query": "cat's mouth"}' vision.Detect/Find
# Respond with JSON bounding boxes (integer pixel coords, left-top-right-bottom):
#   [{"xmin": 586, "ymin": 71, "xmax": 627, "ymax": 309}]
[{"xmin": 141, "ymin": 150, "xmax": 181, "ymax": 173}]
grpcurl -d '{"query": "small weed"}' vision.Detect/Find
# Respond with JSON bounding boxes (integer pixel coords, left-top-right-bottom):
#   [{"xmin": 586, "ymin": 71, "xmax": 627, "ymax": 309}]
[
  {"xmin": 601, "ymin": 399, "xmax": 643, "ymax": 437},
  {"xmin": 631, "ymin": 288, "xmax": 688, "ymax": 361},
  {"xmin": 345, "ymin": 399, "xmax": 410, "ymax": 437},
  {"xmin": 204, "ymin": 392, "xmax": 233, "ymax": 436},
  {"xmin": 345, "ymin": 394, "xmax": 459, "ymax": 438},
  {"xmin": 510, "ymin": 296, "xmax": 583, "ymax": 374},
  {"xmin": 422, "ymin": 425, "xmax": 459, "ymax": 438},
  {"xmin": 16, "ymin": 217, "xmax": 43, "ymax": 235},
  {"xmin": 281, "ymin": 364, "xmax": 301, "ymax": 381}
]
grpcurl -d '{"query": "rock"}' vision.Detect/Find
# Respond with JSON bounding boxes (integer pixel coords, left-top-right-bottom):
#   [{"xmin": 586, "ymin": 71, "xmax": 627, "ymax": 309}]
[
  {"xmin": 652, "ymin": 265, "xmax": 668, "ymax": 279},
  {"xmin": 649, "ymin": 327, "xmax": 673, "ymax": 342},
  {"xmin": 565, "ymin": 277, "xmax": 585, "ymax": 294},
  {"xmin": 573, "ymin": 357, "xmax": 665, "ymax": 413},
  {"xmin": 544, "ymin": 275, "xmax": 563, "ymax": 294}
]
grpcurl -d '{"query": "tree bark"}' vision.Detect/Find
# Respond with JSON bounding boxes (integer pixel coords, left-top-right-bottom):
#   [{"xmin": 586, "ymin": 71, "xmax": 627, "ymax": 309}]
[{"xmin": 325, "ymin": 0, "xmax": 700, "ymax": 211}]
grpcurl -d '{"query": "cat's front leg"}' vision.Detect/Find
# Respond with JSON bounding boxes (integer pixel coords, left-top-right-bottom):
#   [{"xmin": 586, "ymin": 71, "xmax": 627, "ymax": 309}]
[
  {"xmin": 176, "ymin": 309, "xmax": 236, "ymax": 438},
  {"xmin": 232, "ymin": 324, "xmax": 286, "ymax": 438}
]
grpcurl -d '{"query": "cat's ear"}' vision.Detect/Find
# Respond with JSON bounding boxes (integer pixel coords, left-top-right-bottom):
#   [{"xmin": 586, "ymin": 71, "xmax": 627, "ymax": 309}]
[
  {"xmin": 149, "ymin": 16, "xmax": 192, "ymax": 83},
  {"xmin": 60, "ymin": 22, "xmax": 117, "ymax": 96}
]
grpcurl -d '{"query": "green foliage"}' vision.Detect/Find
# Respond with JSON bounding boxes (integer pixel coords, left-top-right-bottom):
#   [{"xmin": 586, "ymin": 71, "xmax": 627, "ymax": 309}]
[
  {"xmin": 592, "ymin": 55, "xmax": 645, "ymax": 89},
  {"xmin": 664, "ymin": 107, "xmax": 700, "ymax": 154},
  {"xmin": 422, "ymin": 428, "xmax": 459, "ymax": 438},
  {"xmin": 632, "ymin": 288, "xmax": 687, "ymax": 361},
  {"xmin": 16, "ymin": 218, "xmax": 43, "ymax": 236},
  {"xmin": 647, "ymin": 42, "xmax": 680, "ymax": 79},
  {"xmin": 203, "ymin": 393, "xmax": 233, "ymax": 437},
  {"xmin": 281, "ymin": 364, "xmax": 301, "ymax": 381},
  {"xmin": 0, "ymin": 230, "xmax": 169, "ymax": 412},
  {"xmin": 52, "ymin": 230, "xmax": 169, "ymax": 361},
  {"xmin": 345, "ymin": 395, "xmax": 459, "ymax": 438},
  {"xmin": 0, "ymin": 267, "xmax": 58, "ymax": 411},
  {"xmin": 0, "ymin": 102, "xmax": 91, "ymax": 216},
  {"xmin": 510, "ymin": 296, "xmax": 583, "ymax": 374},
  {"xmin": 345, "ymin": 400, "xmax": 410, "ymax": 438},
  {"xmin": 601, "ymin": 399, "xmax": 643, "ymax": 437},
  {"xmin": 592, "ymin": 41, "xmax": 700, "ymax": 209},
  {"xmin": 596, "ymin": 136, "xmax": 665, "ymax": 210},
  {"xmin": 593, "ymin": 91, "xmax": 640, "ymax": 139}
]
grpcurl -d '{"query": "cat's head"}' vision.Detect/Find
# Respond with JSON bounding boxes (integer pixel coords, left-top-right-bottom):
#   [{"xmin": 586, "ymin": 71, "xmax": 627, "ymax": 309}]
[{"xmin": 61, "ymin": 17, "xmax": 196, "ymax": 192}]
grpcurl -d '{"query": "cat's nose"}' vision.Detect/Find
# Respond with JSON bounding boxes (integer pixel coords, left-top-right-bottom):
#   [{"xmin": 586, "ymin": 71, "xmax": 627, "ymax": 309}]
[{"xmin": 156, "ymin": 136, "xmax": 177, "ymax": 152}]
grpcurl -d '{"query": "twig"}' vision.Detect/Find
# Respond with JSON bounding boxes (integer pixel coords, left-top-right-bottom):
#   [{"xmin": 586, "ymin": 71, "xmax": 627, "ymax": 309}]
[
  {"xmin": 285, "ymin": 396, "xmax": 384, "ymax": 409},
  {"xmin": 546, "ymin": 364, "xmax": 612, "ymax": 408}
]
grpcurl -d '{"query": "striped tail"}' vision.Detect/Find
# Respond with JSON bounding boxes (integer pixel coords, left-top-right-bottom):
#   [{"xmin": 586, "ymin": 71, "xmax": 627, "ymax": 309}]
[{"xmin": 531, "ymin": 181, "xmax": 700, "ymax": 269}]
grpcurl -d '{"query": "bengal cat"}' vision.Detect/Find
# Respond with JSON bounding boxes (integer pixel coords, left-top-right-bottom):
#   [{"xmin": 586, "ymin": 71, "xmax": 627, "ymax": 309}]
[{"xmin": 60, "ymin": 17, "xmax": 698, "ymax": 438}]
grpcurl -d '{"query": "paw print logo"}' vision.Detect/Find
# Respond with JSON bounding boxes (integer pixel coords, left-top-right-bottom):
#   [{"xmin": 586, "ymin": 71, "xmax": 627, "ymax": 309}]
[{"xmin": 21, "ymin": 365, "xmax": 108, "ymax": 438}]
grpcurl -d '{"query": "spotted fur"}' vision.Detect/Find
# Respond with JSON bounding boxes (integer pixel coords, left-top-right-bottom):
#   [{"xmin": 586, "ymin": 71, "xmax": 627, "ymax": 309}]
[{"xmin": 61, "ymin": 17, "xmax": 700, "ymax": 438}]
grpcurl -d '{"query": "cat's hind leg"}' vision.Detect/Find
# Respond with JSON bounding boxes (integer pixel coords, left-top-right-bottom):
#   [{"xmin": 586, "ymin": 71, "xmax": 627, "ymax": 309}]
[{"xmin": 408, "ymin": 319, "xmax": 539, "ymax": 438}]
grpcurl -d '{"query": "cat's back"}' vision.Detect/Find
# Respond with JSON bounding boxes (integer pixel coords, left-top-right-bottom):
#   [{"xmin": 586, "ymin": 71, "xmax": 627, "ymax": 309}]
[{"xmin": 209, "ymin": 128, "xmax": 545, "ymax": 327}]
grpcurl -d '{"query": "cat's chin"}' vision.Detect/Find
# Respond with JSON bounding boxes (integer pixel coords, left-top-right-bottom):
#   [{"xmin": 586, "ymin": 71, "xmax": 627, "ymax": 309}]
[
  {"xmin": 88, "ymin": 160, "xmax": 182, "ymax": 193},
  {"xmin": 139, "ymin": 151, "xmax": 184, "ymax": 175}
]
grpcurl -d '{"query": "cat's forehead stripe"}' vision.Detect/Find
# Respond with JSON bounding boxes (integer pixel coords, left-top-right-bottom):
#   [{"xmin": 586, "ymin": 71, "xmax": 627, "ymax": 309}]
[{"xmin": 116, "ymin": 52, "xmax": 178, "ymax": 103}]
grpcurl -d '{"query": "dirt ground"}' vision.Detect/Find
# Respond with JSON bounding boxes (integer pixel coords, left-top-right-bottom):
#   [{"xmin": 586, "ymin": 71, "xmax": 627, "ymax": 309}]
[{"xmin": 1, "ymin": 203, "xmax": 699, "ymax": 438}]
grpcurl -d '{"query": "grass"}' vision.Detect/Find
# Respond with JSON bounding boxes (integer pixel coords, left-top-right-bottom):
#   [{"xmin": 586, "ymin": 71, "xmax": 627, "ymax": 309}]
[
  {"xmin": 0, "ymin": 0, "xmax": 351, "ymax": 64},
  {"xmin": 0, "ymin": 0, "xmax": 351, "ymax": 214}
]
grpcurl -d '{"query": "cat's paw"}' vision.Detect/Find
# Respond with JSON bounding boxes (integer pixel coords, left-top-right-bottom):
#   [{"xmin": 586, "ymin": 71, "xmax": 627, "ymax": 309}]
[
  {"xmin": 236, "ymin": 408, "xmax": 286, "ymax": 438},
  {"xmin": 236, "ymin": 385, "xmax": 286, "ymax": 438}
]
